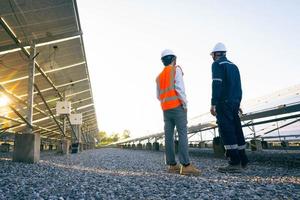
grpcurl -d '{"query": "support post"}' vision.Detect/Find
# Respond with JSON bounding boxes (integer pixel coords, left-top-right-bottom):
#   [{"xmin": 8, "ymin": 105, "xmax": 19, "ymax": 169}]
[
  {"xmin": 71, "ymin": 124, "xmax": 81, "ymax": 153},
  {"xmin": 13, "ymin": 43, "xmax": 40, "ymax": 163},
  {"xmin": 200, "ymin": 131, "xmax": 203, "ymax": 141},
  {"xmin": 252, "ymin": 120, "xmax": 256, "ymax": 138},
  {"xmin": 57, "ymin": 138, "xmax": 70, "ymax": 154},
  {"xmin": 153, "ymin": 140, "xmax": 159, "ymax": 151},
  {"xmin": 213, "ymin": 136, "xmax": 225, "ymax": 157},
  {"xmin": 57, "ymin": 92, "xmax": 70, "ymax": 155},
  {"xmin": 26, "ymin": 43, "xmax": 36, "ymax": 134}
]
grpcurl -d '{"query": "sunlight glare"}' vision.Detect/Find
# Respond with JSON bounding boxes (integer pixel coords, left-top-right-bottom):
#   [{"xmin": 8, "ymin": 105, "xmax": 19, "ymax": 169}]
[{"xmin": 0, "ymin": 95, "xmax": 10, "ymax": 107}]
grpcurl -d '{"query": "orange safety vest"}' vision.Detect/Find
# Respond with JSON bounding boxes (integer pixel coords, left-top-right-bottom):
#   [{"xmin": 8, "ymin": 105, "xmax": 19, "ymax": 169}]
[{"xmin": 156, "ymin": 65, "xmax": 182, "ymax": 110}]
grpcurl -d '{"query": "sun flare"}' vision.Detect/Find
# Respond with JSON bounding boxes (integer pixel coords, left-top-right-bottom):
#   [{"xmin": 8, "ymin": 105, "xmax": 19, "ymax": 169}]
[{"xmin": 0, "ymin": 95, "xmax": 10, "ymax": 107}]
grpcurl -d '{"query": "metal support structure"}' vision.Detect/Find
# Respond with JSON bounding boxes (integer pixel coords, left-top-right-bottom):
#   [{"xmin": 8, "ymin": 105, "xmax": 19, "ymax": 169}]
[
  {"xmin": 0, "ymin": 17, "xmax": 78, "ymax": 139},
  {"xmin": 0, "ymin": 31, "xmax": 82, "ymax": 54},
  {"xmin": 243, "ymin": 114, "xmax": 300, "ymax": 128},
  {"xmin": 115, "ymin": 110, "xmax": 300, "ymax": 146},
  {"xmin": 34, "ymin": 84, "xmax": 65, "ymax": 137},
  {"xmin": 8, "ymin": 105, "xmax": 33, "ymax": 129},
  {"xmin": 73, "ymin": 0, "xmax": 99, "ymax": 128},
  {"xmin": 241, "ymin": 103, "xmax": 300, "ymax": 121},
  {"xmin": 83, "ymin": 132, "xmax": 88, "ymax": 144},
  {"xmin": 77, "ymin": 124, "xmax": 81, "ymax": 143},
  {"xmin": 26, "ymin": 43, "xmax": 36, "ymax": 133},
  {"xmin": 188, "ymin": 132, "xmax": 197, "ymax": 139},
  {"xmin": 0, "ymin": 114, "xmax": 60, "ymax": 136},
  {"xmin": 85, "ymin": 124, "xmax": 90, "ymax": 144},
  {"xmin": 68, "ymin": 119, "xmax": 78, "ymax": 142},
  {"xmin": 260, "ymin": 118, "xmax": 300, "ymax": 138},
  {"xmin": 0, "ymin": 85, "xmax": 50, "ymax": 119},
  {"xmin": 252, "ymin": 120, "xmax": 256, "ymax": 138},
  {"xmin": 80, "ymin": 127, "xmax": 86, "ymax": 143},
  {"xmin": 0, "ymin": 124, "xmax": 21, "ymax": 132},
  {"xmin": 4, "ymin": 113, "xmax": 64, "ymax": 134},
  {"xmin": 63, "ymin": 115, "xmax": 67, "ymax": 137},
  {"xmin": 85, "ymin": 125, "xmax": 90, "ymax": 143},
  {"xmin": 0, "ymin": 18, "xmax": 61, "ymax": 96}
]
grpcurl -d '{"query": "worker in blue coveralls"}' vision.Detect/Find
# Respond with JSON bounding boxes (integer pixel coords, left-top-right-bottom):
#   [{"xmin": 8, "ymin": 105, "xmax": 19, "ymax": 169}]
[{"xmin": 209, "ymin": 42, "xmax": 249, "ymax": 173}]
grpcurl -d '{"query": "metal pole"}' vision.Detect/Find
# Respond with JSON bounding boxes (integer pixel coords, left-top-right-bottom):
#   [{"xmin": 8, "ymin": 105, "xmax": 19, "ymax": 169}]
[
  {"xmin": 26, "ymin": 42, "xmax": 36, "ymax": 133},
  {"xmin": 252, "ymin": 120, "xmax": 256, "ymax": 138},
  {"xmin": 34, "ymin": 84, "xmax": 65, "ymax": 136},
  {"xmin": 62, "ymin": 92, "xmax": 67, "ymax": 138},
  {"xmin": 9, "ymin": 105, "xmax": 32, "ymax": 129},
  {"xmin": 87, "ymin": 125, "xmax": 90, "ymax": 143}
]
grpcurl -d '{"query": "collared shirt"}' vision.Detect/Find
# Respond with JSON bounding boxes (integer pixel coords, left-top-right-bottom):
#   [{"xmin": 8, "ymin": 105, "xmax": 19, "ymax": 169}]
[{"xmin": 157, "ymin": 66, "xmax": 188, "ymax": 109}]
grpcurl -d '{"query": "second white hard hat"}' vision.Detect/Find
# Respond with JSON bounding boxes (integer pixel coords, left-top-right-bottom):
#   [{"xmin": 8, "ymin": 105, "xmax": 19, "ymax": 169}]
[
  {"xmin": 210, "ymin": 42, "xmax": 227, "ymax": 55},
  {"xmin": 161, "ymin": 49, "xmax": 176, "ymax": 58}
]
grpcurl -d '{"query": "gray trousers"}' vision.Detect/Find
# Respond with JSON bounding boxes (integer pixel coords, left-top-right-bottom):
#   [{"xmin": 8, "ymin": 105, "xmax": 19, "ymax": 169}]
[{"xmin": 163, "ymin": 106, "xmax": 190, "ymax": 165}]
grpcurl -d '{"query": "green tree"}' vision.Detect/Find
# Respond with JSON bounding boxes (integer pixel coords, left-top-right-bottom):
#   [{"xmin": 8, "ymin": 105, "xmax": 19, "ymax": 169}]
[
  {"xmin": 95, "ymin": 131, "xmax": 107, "ymax": 143},
  {"xmin": 121, "ymin": 129, "xmax": 130, "ymax": 140},
  {"xmin": 112, "ymin": 133, "xmax": 119, "ymax": 142},
  {"xmin": 96, "ymin": 130, "xmax": 130, "ymax": 146},
  {"xmin": 99, "ymin": 131, "xmax": 107, "ymax": 139}
]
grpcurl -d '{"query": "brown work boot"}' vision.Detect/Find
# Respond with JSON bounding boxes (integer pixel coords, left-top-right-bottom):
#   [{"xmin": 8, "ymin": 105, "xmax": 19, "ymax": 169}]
[
  {"xmin": 167, "ymin": 164, "xmax": 180, "ymax": 174},
  {"xmin": 217, "ymin": 164, "xmax": 242, "ymax": 173},
  {"xmin": 180, "ymin": 164, "xmax": 201, "ymax": 176}
]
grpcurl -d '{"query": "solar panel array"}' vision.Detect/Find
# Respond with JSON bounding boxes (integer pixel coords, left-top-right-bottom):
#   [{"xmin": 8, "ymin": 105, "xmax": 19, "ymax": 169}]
[{"xmin": 0, "ymin": 0, "xmax": 98, "ymax": 141}]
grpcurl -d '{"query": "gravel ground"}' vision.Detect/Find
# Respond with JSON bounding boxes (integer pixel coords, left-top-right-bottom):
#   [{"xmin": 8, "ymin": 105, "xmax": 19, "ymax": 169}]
[{"xmin": 0, "ymin": 148, "xmax": 299, "ymax": 200}]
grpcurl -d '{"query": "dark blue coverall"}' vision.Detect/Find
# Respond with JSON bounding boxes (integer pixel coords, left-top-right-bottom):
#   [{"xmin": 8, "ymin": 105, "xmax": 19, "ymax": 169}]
[{"xmin": 211, "ymin": 56, "xmax": 248, "ymax": 166}]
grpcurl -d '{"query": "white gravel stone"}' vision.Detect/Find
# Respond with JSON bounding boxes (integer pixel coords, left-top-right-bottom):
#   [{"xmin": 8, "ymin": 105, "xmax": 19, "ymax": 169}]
[{"xmin": 0, "ymin": 148, "xmax": 299, "ymax": 199}]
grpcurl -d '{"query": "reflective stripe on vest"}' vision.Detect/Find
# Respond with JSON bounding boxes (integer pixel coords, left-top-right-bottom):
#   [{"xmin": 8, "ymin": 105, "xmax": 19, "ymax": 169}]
[
  {"xmin": 161, "ymin": 96, "xmax": 179, "ymax": 103},
  {"xmin": 219, "ymin": 61, "xmax": 234, "ymax": 65},
  {"xmin": 224, "ymin": 144, "xmax": 238, "ymax": 150},
  {"xmin": 156, "ymin": 66, "xmax": 181, "ymax": 110},
  {"xmin": 238, "ymin": 144, "xmax": 246, "ymax": 150}
]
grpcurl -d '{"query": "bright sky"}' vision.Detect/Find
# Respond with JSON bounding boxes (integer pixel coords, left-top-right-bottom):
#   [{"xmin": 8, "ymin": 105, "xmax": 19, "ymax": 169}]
[{"xmin": 77, "ymin": 0, "xmax": 300, "ymax": 138}]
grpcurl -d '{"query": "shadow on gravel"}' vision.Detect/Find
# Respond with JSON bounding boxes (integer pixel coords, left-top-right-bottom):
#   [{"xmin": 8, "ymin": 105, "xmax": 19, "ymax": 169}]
[
  {"xmin": 0, "ymin": 149, "xmax": 299, "ymax": 199},
  {"xmin": 188, "ymin": 148, "xmax": 300, "ymax": 168}
]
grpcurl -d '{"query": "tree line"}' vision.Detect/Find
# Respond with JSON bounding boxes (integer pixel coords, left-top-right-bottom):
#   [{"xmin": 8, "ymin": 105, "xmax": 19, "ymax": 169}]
[{"xmin": 95, "ymin": 129, "xmax": 130, "ymax": 146}]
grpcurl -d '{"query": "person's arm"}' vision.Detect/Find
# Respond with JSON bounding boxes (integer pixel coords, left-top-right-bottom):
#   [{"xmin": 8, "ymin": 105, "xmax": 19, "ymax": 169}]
[
  {"xmin": 156, "ymin": 81, "xmax": 160, "ymax": 101},
  {"xmin": 175, "ymin": 66, "xmax": 188, "ymax": 109},
  {"xmin": 210, "ymin": 62, "xmax": 223, "ymax": 116}
]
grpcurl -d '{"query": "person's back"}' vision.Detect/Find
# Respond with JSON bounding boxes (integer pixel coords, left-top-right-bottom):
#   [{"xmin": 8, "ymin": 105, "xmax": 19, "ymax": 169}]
[{"xmin": 212, "ymin": 56, "xmax": 242, "ymax": 104}]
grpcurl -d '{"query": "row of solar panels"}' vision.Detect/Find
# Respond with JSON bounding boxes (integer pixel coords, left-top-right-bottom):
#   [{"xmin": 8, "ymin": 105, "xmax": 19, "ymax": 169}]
[
  {"xmin": 115, "ymin": 85, "xmax": 300, "ymax": 144},
  {"xmin": 0, "ymin": 0, "xmax": 98, "ymax": 141}
]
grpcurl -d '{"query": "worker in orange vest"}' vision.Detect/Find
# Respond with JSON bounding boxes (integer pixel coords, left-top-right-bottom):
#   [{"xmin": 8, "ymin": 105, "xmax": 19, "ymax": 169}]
[{"xmin": 156, "ymin": 49, "xmax": 201, "ymax": 176}]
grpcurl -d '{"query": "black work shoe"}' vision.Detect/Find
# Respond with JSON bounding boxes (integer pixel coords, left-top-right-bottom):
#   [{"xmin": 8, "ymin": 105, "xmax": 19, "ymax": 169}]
[
  {"xmin": 239, "ymin": 149, "xmax": 248, "ymax": 169},
  {"xmin": 218, "ymin": 164, "xmax": 242, "ymax": 173},
  {"xmin": 241, "ymin": 161, "xmax": 249, "ymax": 169}
]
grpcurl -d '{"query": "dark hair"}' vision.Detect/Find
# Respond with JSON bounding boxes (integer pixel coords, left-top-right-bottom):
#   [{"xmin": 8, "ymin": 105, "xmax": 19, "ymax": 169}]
[
  {"xmin": 214, "ymin": 51, "xmax": 226, "ymax": 57},
  {"xmin": 161, "ymin": 55, "xmax": 176, "ymax": 66}
]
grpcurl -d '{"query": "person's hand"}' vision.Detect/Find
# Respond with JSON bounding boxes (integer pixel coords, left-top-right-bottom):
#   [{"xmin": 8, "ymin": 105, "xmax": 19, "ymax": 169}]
[
  {"xmin": 182, "ymin": 104, "xmax": 187, "ymax": 112},
  {"xmin": 239, "ymin": 108, "xmax": 243, "ymax": 114},
  {"xmin": 210, "ymin": 105, "xmax": 216, "ymax": 116},
  {"xmin": 238, "ymin": 108, "xmax": 243, "ymax": 117}
]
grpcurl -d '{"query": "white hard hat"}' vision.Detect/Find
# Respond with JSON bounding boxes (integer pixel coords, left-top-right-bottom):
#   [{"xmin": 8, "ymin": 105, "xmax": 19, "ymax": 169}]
[
  {"xmin": 161, "ymin": 49, "xmax": 176, "ymax": 58},
  {"xmin": 210, "ymin": 42, "xmax": 227, "ymax": 55}
]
